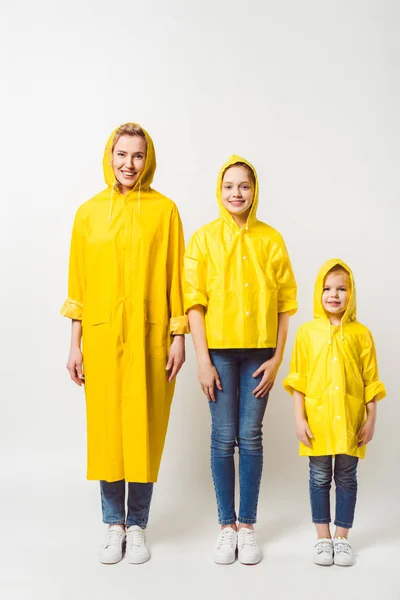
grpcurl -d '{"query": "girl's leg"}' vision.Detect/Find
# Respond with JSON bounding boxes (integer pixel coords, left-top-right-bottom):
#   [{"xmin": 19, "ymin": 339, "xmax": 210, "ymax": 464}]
[
  {"xmin": 209, "ymin": 350, "xmax": 239, "ymax": 527},
  {"xmin": 100, "ymin": 480, "xmax": 126, "ymax": 526},
  {"xmin": 126, "ymin": 483, "xmax": 154, "ymax": 529},
  {"xmin": 237, "ymin": 348, "xmax": 274, "ymax": 527},
  {"xmin": 333, "ymin": 454, "xmax": 358, "ymax": 535},
  {"xmin": 309, "ymin": 456, "xmax": 333, "ymax": 538}
]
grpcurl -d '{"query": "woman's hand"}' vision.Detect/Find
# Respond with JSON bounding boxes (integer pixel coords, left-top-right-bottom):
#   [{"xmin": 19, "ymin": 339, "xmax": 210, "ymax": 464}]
[
  {"xmin": 295, "ymin": 418, "xmax": 313, "ymax": 448},
  {"xmin": 166, "ymin": 335, "xmax": 185, "ymax": 382},
  {"xmin": 252, "ymin": 357, "xmax": 280, "ymax": 398},
  {"xmin": 67, "ymin": 347, "xmax": 84, "ymax": 386},
  {"xmin": 357, "ymin": 417, "xmax": 376, "ymax": 447},
  {"xmin": 198, "ymin": 360, "xmax": 222, "ymax": 402}
]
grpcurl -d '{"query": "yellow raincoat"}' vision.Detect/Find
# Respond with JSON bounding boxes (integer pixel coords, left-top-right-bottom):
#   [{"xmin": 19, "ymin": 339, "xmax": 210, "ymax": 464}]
[
  {"xmin": 184, "ymin": 155, "xmax": 297, "ymax": 348},
  {"xmin": 61, "ymin": 124, "xmax": 188, "ymax": 482},
  {"xmin": 283, "ymin": 258, "xmax": 386, "ymax": 458}
]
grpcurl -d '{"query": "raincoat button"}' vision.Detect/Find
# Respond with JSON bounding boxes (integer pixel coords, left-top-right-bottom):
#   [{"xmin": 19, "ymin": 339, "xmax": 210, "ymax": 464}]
[
  {"xmin": 243, "ymin": 256, "xmax": 247, "ymax": 260},
  {"xmin": 337, "ymin": 415, "xmax": 341, "ymax": 419},
  {"xmin": 245, "ymin": 311, "xmax": 250, "ymax": 316},
  {"xmin": 335, "ymin": 386, "xmax": 339, "ymax": 390},
  {"xmin": 245, "ymin": 283, "xmax": 249, "ymax": 287},
  {"xmin": 333, "ymin": 357, "xmax": 337, "ymax": 361}
]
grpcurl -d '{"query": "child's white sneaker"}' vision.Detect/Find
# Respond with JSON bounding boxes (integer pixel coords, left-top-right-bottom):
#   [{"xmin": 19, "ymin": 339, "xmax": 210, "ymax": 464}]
[
  {"xmin": 98, "ymin": 525, "xmax": 125, "ymax": 564},
  {"xmin": 237, "ymin": 528, "xmax": 261, "ymax": 565},
  {"xmin": 213, "ymin": 527, "xmax": 238, "ymax": 564},
  {"xmin": 333, "ymin": 538, "xmax": 354, "ymax": 566},
  {"xmin": 126, "ymin": 525, "xmax": 151, "ymax": 564},
  {"xmin": 313, "ymin": 538, "xmax": 333, "ymax": 566}
]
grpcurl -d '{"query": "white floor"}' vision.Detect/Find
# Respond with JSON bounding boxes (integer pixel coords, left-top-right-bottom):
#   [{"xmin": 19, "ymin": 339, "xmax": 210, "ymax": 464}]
[{"xmin": 2, "ymin": 476, "xmax": 399, "ymax": 600}]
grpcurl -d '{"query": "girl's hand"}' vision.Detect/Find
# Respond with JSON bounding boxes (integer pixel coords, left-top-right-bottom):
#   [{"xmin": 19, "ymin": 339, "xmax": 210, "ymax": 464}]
[
  {"xmin": 295, "ymin": 418, "xmax": 313, "ymax": 448},
  {"xmin": 252, "ymin": 357, "xmax": 280, "ymax": 398},
  {"xmin": 357, "ymin": 418, "xmax": 376, "ymax": 447},
  {"xmin": 198, "ymin": 361, "xmax": 222, "ymax": 402},
  {"xmin": 67, "ymin": 347, "xmax": 84, "ymax": 386},
  {"xmin": 166, "ymin": 335, "xmax": 185, "ymax": 382}
]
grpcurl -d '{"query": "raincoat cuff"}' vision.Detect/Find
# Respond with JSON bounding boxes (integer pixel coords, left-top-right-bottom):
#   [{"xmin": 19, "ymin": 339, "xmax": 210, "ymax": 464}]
[
  {"xmin": 60, "ymin": 298, "xmax": 83, "ymax": 320},
  {"xmin": 282, "ymin": 373, "xmax": 307, "ymax": 395},
  {"xmin": 170, "ymin": 315, "xmax": 190, "ymax": 335},
  {"xmin": 278, "ymin": 300, "xmax": 298, "ymax": 316},
  {"xmin": 364, "ymin": 381, "xmax": 386, "ymax": 403}
]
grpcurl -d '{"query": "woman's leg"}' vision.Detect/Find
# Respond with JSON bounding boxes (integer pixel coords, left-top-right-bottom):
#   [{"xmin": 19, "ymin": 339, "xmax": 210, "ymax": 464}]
[
  {"xmin": 309, "ymin": 456, "xmax": 333, "ymax": 538},
  {"xmin": 126, "ymin": 483, "xmax": 154, "ymax": 529},
  {"xmin": 209, "ymin": 350, "xmax": 239, "ymax": 527},
  {"xmin": 100, "ymin": 479, "xmax": 126, "ymax": 526},
  {"xmin": 237, "ymin": 348, "xmax": 274, "ymax": 527}
]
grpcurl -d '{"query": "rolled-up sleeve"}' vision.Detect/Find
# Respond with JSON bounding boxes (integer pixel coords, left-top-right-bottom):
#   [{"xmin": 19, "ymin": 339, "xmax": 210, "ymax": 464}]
[
  {"xmin": 183, "ymin": 233, "xmax": 208, "ymax": 313},
  {"xmin": 361, "ymin": 331, "xmax": 386, "ymax": 403},
  {"xmin": 271, "ymin": 235, "xmax": 298, "ymax": 316},
  {"xmin": 283, "ymin": 328, "xmax": 308, "ymax": 395}
]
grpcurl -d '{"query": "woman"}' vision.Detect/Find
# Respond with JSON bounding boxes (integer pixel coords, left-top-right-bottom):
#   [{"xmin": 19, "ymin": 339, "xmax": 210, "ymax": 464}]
[{"xmin": 62, "ymin": 123, "xmax": 188, "ymax": 564}]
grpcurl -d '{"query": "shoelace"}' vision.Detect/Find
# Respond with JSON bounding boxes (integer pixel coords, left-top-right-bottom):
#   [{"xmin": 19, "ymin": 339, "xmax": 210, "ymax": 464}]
[
  {"xmin": 217, "ymin": 529, "xmax": 236, "ymax": 549},
  {"xmin": 239, "ymin": 530, "xmax": 256, "ymax": 548},
  {"xmin": 334, "ymin": 541, "xmax": 351, "ymax": 555},
  {"xmin": 315, "ymin": 541, "xmax": 332, "ymax": 555},
  {"xmin": 127, "ymin": 529, "xmax": 146, "ymax": 548},
  {"xmin": 104, "ymin": 529, "xmax": 125, "ymax": 548}
]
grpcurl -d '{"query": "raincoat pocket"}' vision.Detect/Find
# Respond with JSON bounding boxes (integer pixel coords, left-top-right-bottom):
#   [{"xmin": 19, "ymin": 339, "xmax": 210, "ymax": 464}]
[{"xmin": 83, "ymin": 301, "xmax": 111, "ymax": 326}]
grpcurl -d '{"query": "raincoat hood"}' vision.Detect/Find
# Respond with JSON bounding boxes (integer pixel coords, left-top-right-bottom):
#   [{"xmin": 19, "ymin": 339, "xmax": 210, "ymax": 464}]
[
  {"xmin": 102, "ymin": 123, "xmax": 157, "ymax": 192},
  {"xmin": 314, "ymin": 258, "xmax": 357, "ymax": 324},
  {"xmin": 216, "ymin": 155, "xmax": 259, "ymax": 229}
]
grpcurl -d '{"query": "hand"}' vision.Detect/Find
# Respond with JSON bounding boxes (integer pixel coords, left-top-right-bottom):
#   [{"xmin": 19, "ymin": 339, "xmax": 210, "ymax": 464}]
[
  {"xmin": 358, "ymin": 418, "xmax": 376, "ymax": 447},
  {"xmin": 252, "ymin": 357, "xmax": 280, "ymax": 398},
  {"xmin": 295, "ymin": 418, "xmax": 313, "ymax": 448},
  {"xmin": 67, "ymin": 347, "xmax": 84, "ymax": 386},
  {"xmin": 166, "ymin": 335, "xmax": 185, "ymax": 382},
  {"xmin": 198, "ymin": 361, "xmax": 222, "ymax": 402}
]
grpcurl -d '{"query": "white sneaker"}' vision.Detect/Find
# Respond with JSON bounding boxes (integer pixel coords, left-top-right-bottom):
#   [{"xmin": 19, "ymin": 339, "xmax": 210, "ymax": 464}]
[
  {"xmin": 313, "ymin": 538, "xmax": 333, "ymax": 566},
  {"xmin": 126, "ymin": 525, "xmax": 151, "ymax": 564},
  {"xmin": 98, "ymin": 525, "xmax": 125, "ymax": 564},
  {"xmin": 333, "ymin": 538, "xmax": 354, "ymax": 566},
  {"xmin": 213, "ymin": 527, "xmax": 238, "ymax": 564},
  {"xmin": 238, "ymin": 528, "xmax": 261, "ymax": 565}
]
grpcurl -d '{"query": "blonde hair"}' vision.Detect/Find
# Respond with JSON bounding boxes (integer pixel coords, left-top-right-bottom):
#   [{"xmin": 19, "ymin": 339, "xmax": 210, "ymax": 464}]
[
  {"xmin": 222, "ymin": 162, "xmax": 256, "ymax": 188},
  {"xmin": 111, "ymin": 123, "xmax": 147, "ymax": 153}
]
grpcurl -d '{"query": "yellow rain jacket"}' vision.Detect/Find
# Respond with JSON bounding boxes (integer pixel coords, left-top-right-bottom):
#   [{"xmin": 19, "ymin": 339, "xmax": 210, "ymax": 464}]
[
  {"xmin": 61, "ymin": 124, "xmax": 188, "ymax": 483},
  {"xmin": 283, "ymin": 258, "xmax": 386, "ymax": 459},
  {"xmin": 184, "ymin": 155, "xmax": 298, "ymax": 348}
]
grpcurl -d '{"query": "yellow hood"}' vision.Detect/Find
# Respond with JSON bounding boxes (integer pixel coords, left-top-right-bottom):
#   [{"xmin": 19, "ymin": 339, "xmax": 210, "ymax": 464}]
[
  {"xmin": 314, "ymin": 258, "xmax": 357, "ymax": 324},
  {"xmin": 216, "ymin": 155, "xmax": 259, "ymax": 228},
  {"xmin": 102, "ymin": 123, "xmax": 157, "ymax": 192}
]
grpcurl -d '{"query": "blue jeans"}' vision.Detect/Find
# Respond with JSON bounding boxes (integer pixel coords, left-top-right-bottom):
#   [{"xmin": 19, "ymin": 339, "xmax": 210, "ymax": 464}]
[
  {"xmin": 100, "ymin": 480, "xmax": 154, "ymax": 529},
  {"xmin": 309, "ymin": 455, "xmax": 358, "ymax": 529},
  {"xmin": 208, "ymin": 348, "xmax": 274, "ymax": 525}
]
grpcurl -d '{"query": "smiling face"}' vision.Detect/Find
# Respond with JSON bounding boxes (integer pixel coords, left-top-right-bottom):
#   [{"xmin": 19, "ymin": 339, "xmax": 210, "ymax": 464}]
[
  {"xmin": 112, "ymin": 134, "xmax": 147, "ymax": 194},
  {"xmin": 221, "ymin": 165, "xmax": 254, "ymax": 227},
  {"xmin": 322, "ymin": 269, "xmax": 350, "ymax": 323}
]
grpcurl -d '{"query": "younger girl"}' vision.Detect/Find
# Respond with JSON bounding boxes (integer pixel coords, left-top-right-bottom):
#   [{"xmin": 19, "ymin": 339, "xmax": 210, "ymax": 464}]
[
  {"xmin": 184, "ymin": 156, "xmax": 297, "ymax": 564},
  {"xmin": 283, "ymin": 259, "xmax": 386, "ymax": 566}
]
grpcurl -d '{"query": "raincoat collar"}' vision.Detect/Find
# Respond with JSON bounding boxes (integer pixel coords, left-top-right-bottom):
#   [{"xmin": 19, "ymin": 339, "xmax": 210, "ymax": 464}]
[
  {"xmin": 314, "ymin": 258, "xmax": 357, "ymax": 326},
  {"xmin": 102, "ymin": 123, "xmax": 156, "ymax": 194},
  {"xmin": 216, "ymin": 155, "xmax": 259, "ymax": 231}
]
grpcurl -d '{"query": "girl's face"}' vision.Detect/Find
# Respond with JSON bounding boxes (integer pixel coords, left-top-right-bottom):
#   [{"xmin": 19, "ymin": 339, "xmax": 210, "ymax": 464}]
[
  {"xmin": 322, "ymin": 271, "xmax": 350, "ymax": 317},
  {"xmin": 221, "ymin": 166, "xmax": 254, "ymax": 226},
  {"xmin": 112, "ymin": 135, "xmax": 147, "ymax": 194}
]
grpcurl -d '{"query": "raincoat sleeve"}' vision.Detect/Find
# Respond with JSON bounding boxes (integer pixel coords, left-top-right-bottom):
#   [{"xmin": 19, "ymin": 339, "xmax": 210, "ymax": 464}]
[
  {"xmin": 167, "ymin": 206, "xmax": 189, "ymax": 335},
  {"xmin": 271, "ymin": 236, "xmax": 298, "ymax": 315},
  {"xmin": 60, "ymin": 208, "xmax": 86, "ymax": 320},
  {"xmin": 283, "ymin": 328, "xmax": 308, "ymax": 395},
  {"xmin": 183, "ymin": 233, "xmax": 208, "ymax": 314},
  {"xmin": 360, "ymin": 331, "xmax": 386, "ymax": 403}
]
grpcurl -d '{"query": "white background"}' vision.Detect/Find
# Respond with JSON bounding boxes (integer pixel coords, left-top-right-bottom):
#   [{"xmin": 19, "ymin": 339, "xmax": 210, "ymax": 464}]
[{"xmin": 1, "ymin": 1, "xmax": 399, "ymax": 598}]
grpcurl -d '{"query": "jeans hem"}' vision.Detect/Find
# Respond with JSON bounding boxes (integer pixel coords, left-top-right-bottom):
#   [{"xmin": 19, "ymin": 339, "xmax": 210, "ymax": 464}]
[
  {"xmin": 334, "ymin": 520, "xmax": 353, "ymax": 529},
  {"xmin": 103, "ymin": 520, "xmax": 125, "ymax": 525},
  {"xmin": 238, "ymin": 517, "xmax": 256, "ymax": 524},
  {"xmin": 312, "ymin": 519, "xmax": 331, "ymax": 524},
  {"xmin": 126, "ymin": 522, "xmax": 147, "ymax": 529},
  {"xmin": 218, "ymin": 519, "xmax": 237, "ymax": 526}
]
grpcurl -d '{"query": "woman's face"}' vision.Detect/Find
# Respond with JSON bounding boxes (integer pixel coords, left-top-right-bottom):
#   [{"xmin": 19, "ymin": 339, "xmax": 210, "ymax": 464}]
[
  {"xmin": 112, "ymin": 134, "xmax": 147, "ymax": 193},
  {"xmin": 221, "ymin": 166, "xmax": 254, "ymax": 225}
]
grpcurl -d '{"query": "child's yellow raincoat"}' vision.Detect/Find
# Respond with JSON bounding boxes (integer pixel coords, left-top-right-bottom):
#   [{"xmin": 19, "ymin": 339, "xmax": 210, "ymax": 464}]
[
  {"xmin": 283, "ymin": 259, "xmax": 385, "ymax": 458},
  {"xmin": 61, "ymin": 124, "xmax": 188, "ymax": 482},
  {"xmin": 184, "ymin": 155, "xmax": 297, "ymax": 348}
]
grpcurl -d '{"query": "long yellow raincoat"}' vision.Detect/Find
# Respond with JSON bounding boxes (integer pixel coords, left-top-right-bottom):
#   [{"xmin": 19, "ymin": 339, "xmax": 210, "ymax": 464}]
[
  {"xmin": 61, "ymin": 124, "xmax": 188, "ymax": 482},
  {"xmin": 184, "ymin": 155, "xmax": 297, "ymax": 348},
  {"xmin": 283, "ymin": 259, "xmax": 386, "ymax": 459}
]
